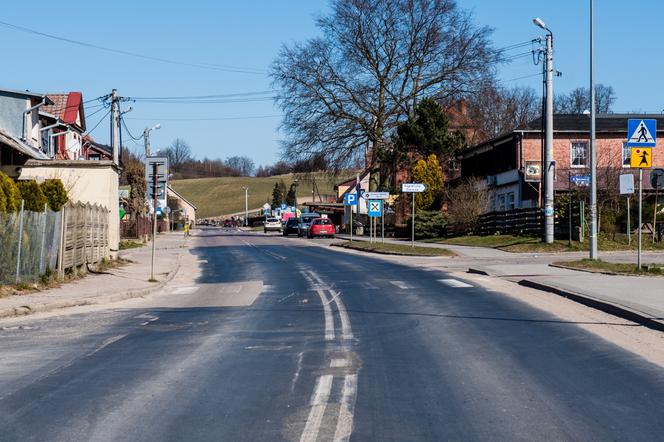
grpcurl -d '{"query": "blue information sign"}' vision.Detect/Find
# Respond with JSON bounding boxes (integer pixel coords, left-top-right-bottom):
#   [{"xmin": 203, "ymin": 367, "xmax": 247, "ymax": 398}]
[
  {"xmin": 344, "ymin": 193, "xmax": 358, "ymax": 206},
  {"xmin": 627, "ymin": 119, "xmax": 656, "ymax": 147},
  {"xmin": 367, "ymin": 200, "xmax": 382, "ymax": 217}
]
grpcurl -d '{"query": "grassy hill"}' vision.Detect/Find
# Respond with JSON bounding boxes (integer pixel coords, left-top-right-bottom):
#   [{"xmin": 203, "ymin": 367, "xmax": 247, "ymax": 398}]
[{"xmin": 170, "ymin": 172, "xmax": 355, "ymax": 218}]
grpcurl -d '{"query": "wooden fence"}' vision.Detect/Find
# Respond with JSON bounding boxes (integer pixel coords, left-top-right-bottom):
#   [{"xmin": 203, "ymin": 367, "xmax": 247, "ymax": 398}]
[
  {"xmin": 476, "ymin": 208, "xmax": 543, "ymax": 236},
  {"xmin": 120, "ymin": 216, "xmax": 152, "ymax": 239},
  {"xmin": 58, "ymin": 202, "xmax": 109, "ymax": 274}
]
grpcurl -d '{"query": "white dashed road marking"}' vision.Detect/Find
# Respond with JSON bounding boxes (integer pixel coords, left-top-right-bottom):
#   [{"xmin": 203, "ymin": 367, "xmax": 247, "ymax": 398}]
[
  {"xmin": 389, "ymin": 280, "xmax": 411, "ymax": 290},
  {"xmin": 299, "ymin": 375, "xmax": 334, "ymax": 442},
  {"xmin": 438, "ymin": 278, "xmax": 473, "ymax": 288}
]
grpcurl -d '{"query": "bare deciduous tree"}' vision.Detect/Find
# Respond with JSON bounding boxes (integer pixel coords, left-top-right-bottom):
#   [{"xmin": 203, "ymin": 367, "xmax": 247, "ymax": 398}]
[
  {"xmin": 446, "ymin": 177, "xmax": 489, "ymax": 234},
  {"xmin": 554, "ymin": 84, "xmax": 616, "ymax": 114},
  {"xmin": 163, "ymin": 138, "xmax": 193, "ymax": 173},
  {"xmin": 271, "ymin": 0, "xmax": 499, "ymax": 169}
]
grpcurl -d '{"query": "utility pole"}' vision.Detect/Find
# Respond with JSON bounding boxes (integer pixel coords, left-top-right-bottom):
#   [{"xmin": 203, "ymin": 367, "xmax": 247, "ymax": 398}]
[
  {"xmin": 151, "ymin": 161, "xmax": 158, "ymax": 281},
  {"xmin": 588, "ymin": 0, "xmax": 599, "ymax": 259},
  {"xmin": 110, "ymin": 89, "xmax": 119, "ymax": 166},
  {"xmin": 533, "ymin": 18, "xmax": 554, "ymax": 244},
  {"xmin": 143, "ymin": 129, "xmax": 151, "ymax": 157},
  {"xmin": 242, "ymin": 186, "xmax": 249, "ymax": 226}
]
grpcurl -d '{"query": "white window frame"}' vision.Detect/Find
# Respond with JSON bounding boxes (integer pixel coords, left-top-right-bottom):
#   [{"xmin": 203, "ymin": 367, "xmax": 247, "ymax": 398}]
[
  {"xmin": 506, "ymin": 192, "xmax": 516, "ymax": 210},
  {"xmin": 622, "ymin": 141, "xmax": 631, "ymax": 168},
  {"xmin": 570, "ymin": 140, "xmax": 589, "ymax": 168}
]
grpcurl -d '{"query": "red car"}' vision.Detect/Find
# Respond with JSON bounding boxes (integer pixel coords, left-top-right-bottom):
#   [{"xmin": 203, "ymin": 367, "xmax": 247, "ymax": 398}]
[{"xmin": 307, "ymin": 218, "xmax": 335, "ymax": 238}]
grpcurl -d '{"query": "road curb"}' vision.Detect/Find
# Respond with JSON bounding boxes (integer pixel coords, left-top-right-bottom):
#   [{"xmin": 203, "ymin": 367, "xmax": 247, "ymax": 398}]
[
  {"xmin": 0, "ymin": 252, "xmax": 184, "ymax": 320},
  {"xmin": 329, "ymin": 243, "xmax": 455, "ymax": 257},
  {"xmin": 467, "ymin": 267, "xmax": 491, "ymax": 276},
  {"xmin": 518, "ymin": 279, "xmax": 664, "ymax": 332}
]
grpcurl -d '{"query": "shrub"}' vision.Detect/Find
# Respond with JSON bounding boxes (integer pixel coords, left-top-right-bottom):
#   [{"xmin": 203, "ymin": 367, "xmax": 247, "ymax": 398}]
[
  {"xmin": 407, "ymin": 210, "xmax": 448, "ymax": 239},
  {"xmin": 0, "ymin": 171, "xmax": 21, "ymax": 212},
  {"xmin": 40, "ymin": 179, "xmax": 68, "ymax": 211},
  {"xmin": 17, "ymin": 180, "xmax": 47, "ymax": 212},
  {"xmin": 446, "ymin": 177, "xmax": 489, "ymax": 234}
]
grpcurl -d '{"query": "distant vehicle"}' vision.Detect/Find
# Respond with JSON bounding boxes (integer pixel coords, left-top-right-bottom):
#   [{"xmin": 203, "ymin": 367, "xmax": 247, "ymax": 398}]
[
  {"xmin": 308, "ymin": 218, "xmax": 335, "ymax": 238},
  {"xmin": 264, "ymin": 217, "xmax": 283, "ymax": 233},
  {"xmin": 282, "ymin": 218, "xmax": 299, "ymax": 236},
  {"xmin": 298, "ymin": 213, "xmax": 321, "ymax": 237},
  {"xmin": 223, "ymin": 219, "xmax": 237, "ymax": 228}
]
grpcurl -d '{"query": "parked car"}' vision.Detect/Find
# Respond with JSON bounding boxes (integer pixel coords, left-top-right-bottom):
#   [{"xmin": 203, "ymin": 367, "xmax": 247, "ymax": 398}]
[
  {"xmin": 264, "ymin": 217, "xmax": 283, "ymax": 233},
  {"xmin": 282, "ymin": 218, "xmax": 299, "ymax": 236},
  {"xmin": 297, "ymin": 213, "xmax": 321, "ymax": 237},
  {"xmin": 307, "ymin": 218, "xmax": 335, "ymax": 238}
]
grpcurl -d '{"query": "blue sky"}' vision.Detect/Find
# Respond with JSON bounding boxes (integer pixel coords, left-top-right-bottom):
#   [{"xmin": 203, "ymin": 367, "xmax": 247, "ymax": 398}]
[{"xmin": 0, "ymin": 1, "xmax": 661, "ymax": 167}]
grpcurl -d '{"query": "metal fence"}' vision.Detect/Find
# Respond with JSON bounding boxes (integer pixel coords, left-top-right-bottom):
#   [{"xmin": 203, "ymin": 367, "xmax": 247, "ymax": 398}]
[{"xmin": 0, "ymin": 203, "xmax": 62, "ymax": 285}]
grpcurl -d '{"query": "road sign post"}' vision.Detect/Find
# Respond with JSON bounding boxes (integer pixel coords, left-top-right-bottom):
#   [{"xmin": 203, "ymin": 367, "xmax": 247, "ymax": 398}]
[
  {"xmin": 627, "ymin": 119, "xmax": 656, "ymax": 270},
  {"xmin": 146, "ymin": 156, "xmax": 168, "ymax": 282},
  {"xmin": 367, "ymin": 200, "xmax": 383, "ymax": 244},
  {"xmin": 343, "ymin": 193, "xmax": 358, "ymax": 241},
  {"xmin": 401, "ymin": 183, "xmax": 427, "ymax": 248},
  {"xmin": 620, "ymin": 173, "xmax": 635, "ymax": 247}
]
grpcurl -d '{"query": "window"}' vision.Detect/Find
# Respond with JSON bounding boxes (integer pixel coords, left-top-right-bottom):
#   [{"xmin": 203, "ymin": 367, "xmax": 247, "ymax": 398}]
[
  {"xmin": 571, "ymin": 141, "xmax": 588, "ymax": 167},
  {"xmin": 506, "ymin": 192, "xmax": 516, "ymax": 210},
  {"xmin": 498, "ymin": 194, "xmax": 506, "ymax": 211},
  {"xmin": 622, "ymin": 141, "xmax": 631, "ymax": 167}
]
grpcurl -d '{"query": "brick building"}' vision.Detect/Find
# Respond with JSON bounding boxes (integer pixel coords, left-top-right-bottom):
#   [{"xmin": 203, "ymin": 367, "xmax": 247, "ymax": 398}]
[{"xmin": 457, "ymin": 114, "xmax": 664, "ymax": 212}]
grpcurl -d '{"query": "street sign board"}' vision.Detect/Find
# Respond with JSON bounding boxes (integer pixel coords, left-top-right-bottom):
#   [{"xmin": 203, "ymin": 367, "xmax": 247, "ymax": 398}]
[
  {"xmin": 627, "ymin": 119, "xmax": 656, "ymax": 147},
  {"xmin": 401, "ymin": 183, "xmax": 427, "ymax": 193},
  {"xmin": 650, "ymin": 169, "xmax": 664, "ymax": 189},
  {"xmin": 146, "ymin": 156, "xmax": 169, "ymax": 210},
  {"xmin": 524, "ymin": 160, "xmax": 541, "ymax": 182},
  {"xmin": 620, "ymin": 173, "xmax": 635, "ymax": 194},
  {"xmin": 343, "ymin": 193, "xmax": 358, "ymax": 206},
  {"xmin": 630, "ymin": 147, "xmax": 653, "ymax": 168},
  {"xmin": 362, "ymin": 191, "xmax": 389, "ymax": 200},
  {"xmin": 570, "ymin": 175, "xmax": 590, "ymax": 187},
  {"xmin": 367, "ymin": 200, "xmax": 382, "ymax": 217}
]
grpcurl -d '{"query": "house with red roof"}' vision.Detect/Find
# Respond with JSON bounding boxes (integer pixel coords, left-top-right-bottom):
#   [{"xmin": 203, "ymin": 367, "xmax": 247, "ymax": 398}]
[{"xmin": 40, "ymin": 92, "xmax": 86, "ymax": 160}]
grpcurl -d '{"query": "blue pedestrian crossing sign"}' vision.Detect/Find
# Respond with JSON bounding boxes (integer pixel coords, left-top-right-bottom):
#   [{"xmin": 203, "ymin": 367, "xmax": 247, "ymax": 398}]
[
  {"xmin": 367, "ymin": 200, "xmax": 382, "ymax": 217},
  {"xmin": 627, "ymin": 119, "xmax": 656, "ymax": 147},
  {"xmin": 343, "ymin": 193, "xmax": 358, "ymax": 206}
]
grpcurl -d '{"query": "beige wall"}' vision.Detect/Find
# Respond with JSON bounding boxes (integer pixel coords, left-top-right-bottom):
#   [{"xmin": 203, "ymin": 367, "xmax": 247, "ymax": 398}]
[
  {"xmin": 167, "ymin": 187, "xmax": 196, "ymax": 225},
  {"xmin": 19, "ymin": 160, "xmax": 120, "ymax": 257}
]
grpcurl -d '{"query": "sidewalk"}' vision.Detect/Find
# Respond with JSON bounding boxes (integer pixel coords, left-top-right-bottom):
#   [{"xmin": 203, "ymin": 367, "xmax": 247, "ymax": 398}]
[
  {"xmin": 335, "ymin": 234, "xmax": 664, "ymax": 329},
  {"xmin": 0, "ymin": 233, "xmax": 190, "ymax": 319}
]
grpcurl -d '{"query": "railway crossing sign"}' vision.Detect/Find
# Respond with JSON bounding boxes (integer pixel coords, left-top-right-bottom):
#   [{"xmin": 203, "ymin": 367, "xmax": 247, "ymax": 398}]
[
  {"xmin": 627, "ymin": 119, "xmax": 656, "ymax": 147},
  {"xmin": 367, "ymin": 200, "xmax": 382, "ymax": 217},
  {"xmin": 630, "ymin": 147, "xmax": 652, "ymax": 168}
]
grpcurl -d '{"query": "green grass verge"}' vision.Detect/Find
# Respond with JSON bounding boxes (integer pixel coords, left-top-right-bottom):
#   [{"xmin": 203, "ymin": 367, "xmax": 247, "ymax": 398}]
[
  {"xmin": 119, "ymin": 240, "xmax": 145, "ymax": 250},
  {"xmin": 430, "ymin": 234, "xmax": 664, "ymax": 253},
  {"xmin": 169, "ymin": 172, "xmax": 355, "ymax": 218},
  {"xmin": 554, "ymin": 259, "xmax": 664, "ymax": 276},
  {"xmin": 331, "ymin": 241, "xmax": 456, "ymax": 256}
]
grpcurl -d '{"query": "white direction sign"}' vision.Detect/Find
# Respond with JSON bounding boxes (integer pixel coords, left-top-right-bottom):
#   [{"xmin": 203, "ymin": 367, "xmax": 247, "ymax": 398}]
[
  {"xmin": 401, "ymin": 182, "xmax": 427, "ymax": 193},
  {"xmin": 619, "ymin": 173, "xmax": 635, "ymax": 195},
  {"xmin": 362, "ymin": 191, "xmax": 390, "ymax": 200}
]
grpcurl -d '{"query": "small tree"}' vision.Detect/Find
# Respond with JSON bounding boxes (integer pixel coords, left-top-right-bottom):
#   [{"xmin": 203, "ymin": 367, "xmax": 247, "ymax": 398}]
[
  {"xmin": 0, "ymin": 172, "xmax": 21, "ymax": 212},
  {"xmin": 271, "ymin": 182, "xmax": 283, "ymax": 208},
  {"xmin": 285, "ymin": 183, "xmax": 297, "ymax": 206},
  {"xmin": 125, "ymin": 161, "xmax": 147, "ymax": 215},
  {"xmin": 40, "ymin": 179, "xmax": 68, "ymax": 211},
  {"xmin": 411, "ymin": 154, "xmax": 444, "ymax": 210},
  {"xmin": 446, "ymin": 177, "xmax": 489, "ymax": 235},
  {"xmin": 17, "ymin": 180, "xmax": 47, "ymax": 212}
]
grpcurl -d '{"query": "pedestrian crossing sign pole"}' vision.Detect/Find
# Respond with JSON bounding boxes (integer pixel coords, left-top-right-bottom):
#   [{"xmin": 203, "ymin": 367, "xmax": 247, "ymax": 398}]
[{"xmin": 627, "ymin": 119, "xmax": 657, "ymax": 271}]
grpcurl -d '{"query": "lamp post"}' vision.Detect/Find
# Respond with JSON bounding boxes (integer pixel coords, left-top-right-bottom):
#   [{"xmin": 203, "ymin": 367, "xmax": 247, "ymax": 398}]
[
  {"xmin": 293, "ymin": 179, "xmax": 299, "ymax": 208},
  {"xmin": 533, "ymin": 17, "xmax": 555, "ymax": 244},
  {"xmin": 242, "ymin": 186, "xmax": 249, "ymax": 226},
  {"xmin": 589, "ymin": 0, "xmax": 598, "ymax": 259},
  {"xmin": 143, "ymin": 123, "xmax": 161, "ymax": 157}
]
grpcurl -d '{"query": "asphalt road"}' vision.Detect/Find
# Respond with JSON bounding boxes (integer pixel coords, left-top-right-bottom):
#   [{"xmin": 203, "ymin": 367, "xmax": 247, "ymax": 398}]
[{"xmin": 1, "ymin": 228, "xmax": 663, "ymax": 441}]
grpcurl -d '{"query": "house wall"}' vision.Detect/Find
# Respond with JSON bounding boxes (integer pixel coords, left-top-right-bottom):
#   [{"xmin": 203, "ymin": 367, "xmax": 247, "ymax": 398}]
[
  {"xmin": 521, "ymin": 133, "xmax": 664, "ymax": 170},
  {"xmin": 0, "ymin": 93, "xmax": 30, "ymax": 141},
  {"xmin": 19, "ymin": 160, "xmax": 120, "ymax": 257}
]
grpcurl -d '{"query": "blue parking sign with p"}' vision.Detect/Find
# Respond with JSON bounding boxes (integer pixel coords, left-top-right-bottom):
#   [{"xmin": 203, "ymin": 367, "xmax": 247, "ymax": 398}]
[{"xmin": 344, "ymin": 193, "xmax": 358, "ymax": 206}]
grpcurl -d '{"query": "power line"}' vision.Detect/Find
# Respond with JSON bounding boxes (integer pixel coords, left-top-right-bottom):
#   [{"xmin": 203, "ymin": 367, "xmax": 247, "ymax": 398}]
[
  {"xmin": 0, "ymin": 20, "xmax": 267, "ymax": 75},
  {"xmin": 120, "ymin": 114, "xmax": 143, "ymax": 141},
  {"xmin": 84, "ymin": 109, "xmax": 111, "ymax": 136},
  {"xmin": 129, "ymin": 97, "xmax": 276, "ymax": 104},
  {"xmin": 129, "ymin": 91, "xmax": 275, "ymax": 100},
  {"xmin": 125, "ymin": 114, "xmax": 282, "ymax": 121}
]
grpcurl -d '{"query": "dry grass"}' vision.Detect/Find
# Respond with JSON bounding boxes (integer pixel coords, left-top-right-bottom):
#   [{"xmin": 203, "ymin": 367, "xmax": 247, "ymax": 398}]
[{"xmin": 332, "ymin": 240, "xmax": 456, "ymax": 256}]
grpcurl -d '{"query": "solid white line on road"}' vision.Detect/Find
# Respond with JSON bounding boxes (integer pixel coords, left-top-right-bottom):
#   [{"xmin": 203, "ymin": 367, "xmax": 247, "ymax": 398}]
[
  {"xmin": 171, "ymin": 286, "xmax": 199, "ymax": 295},
  {"xmin": 333, "ymin": 374, "xmax": 358, "ymax": 442},
  {"xmin": 300, "ymin": 375, "xmax": 334, "ymax": 442},
  {"xmin": 87, "ymin": 334, "xmax": 127, "ymax": 357},
  {"xmin": 316, "ymin": 289, "xmax": 335, "ymax": 341},
  {"xmin": 389, "ymin": 280, "xmax": 411, "ymax": 290},
  {"xmin": 438, "ymin": 278, "xmax": 473, "ymax": 288},
  {"xmin": 308, "ymin": 272, "xmax": 353, "ymax": 340},
  {"xmin": 264, "ymin": 250, "xmax": 287, "ymax": 261}
]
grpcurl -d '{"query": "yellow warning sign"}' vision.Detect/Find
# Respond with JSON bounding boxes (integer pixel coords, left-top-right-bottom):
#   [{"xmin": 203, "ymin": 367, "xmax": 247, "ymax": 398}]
[{"xmin": 631, "ymin": 147, "xmax": 652, "ymax": 168}]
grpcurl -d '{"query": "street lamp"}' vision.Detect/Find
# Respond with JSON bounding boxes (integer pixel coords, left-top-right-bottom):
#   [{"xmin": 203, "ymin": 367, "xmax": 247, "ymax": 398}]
[
  {"xmin": 143, "ymin": 123, "xmax": 161, "ymax": 157},
  {"xmin": 533, "ymin": 17, "xmax": 555, "ymax": 244},
  {"xmin": 589, "ymin": 0, "xmax": 598, "ymax": 259},
  {"xmin": 292, "ymin": 179, "xmax": 299, "ymax": 208}
]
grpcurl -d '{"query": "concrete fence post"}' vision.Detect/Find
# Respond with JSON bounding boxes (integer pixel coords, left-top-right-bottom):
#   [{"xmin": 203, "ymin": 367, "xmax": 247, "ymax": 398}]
[
  {"xmin": 39, "ymin": 203, "xmax": 47, "ymax": 274},
  {"xmin": 57, "ymin": 205, "xmax": 67, "ymax": 279},
  {"xmin": 15, "ymin": 199, "xmax": 25, "ymax": 284}
]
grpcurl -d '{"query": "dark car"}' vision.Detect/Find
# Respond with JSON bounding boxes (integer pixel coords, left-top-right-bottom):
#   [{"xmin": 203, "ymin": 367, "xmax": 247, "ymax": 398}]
[
  {"xmin": 297, "ymin": 213, "xmax": 321, "ymax": 237},
  {"xmin": 282, "ymin": 218, "xmax": 299, "ymax": 236}
]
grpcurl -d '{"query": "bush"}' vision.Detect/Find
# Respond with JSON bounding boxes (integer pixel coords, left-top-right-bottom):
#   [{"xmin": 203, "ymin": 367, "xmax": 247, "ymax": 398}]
[
  {"xmin": 0, "ymin": 171, "xmax": 21, "ymax": 213},
  {"xmin": 40, "ymin": 179, "xmax": 68, "ymax": 211},
  {"xmin": 17, "ymin": 180, "xmax": 47, "ymax": 212},
  {"xmin": 407, "ymin": 210, "xmax": 448, "ymax": 239}
]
